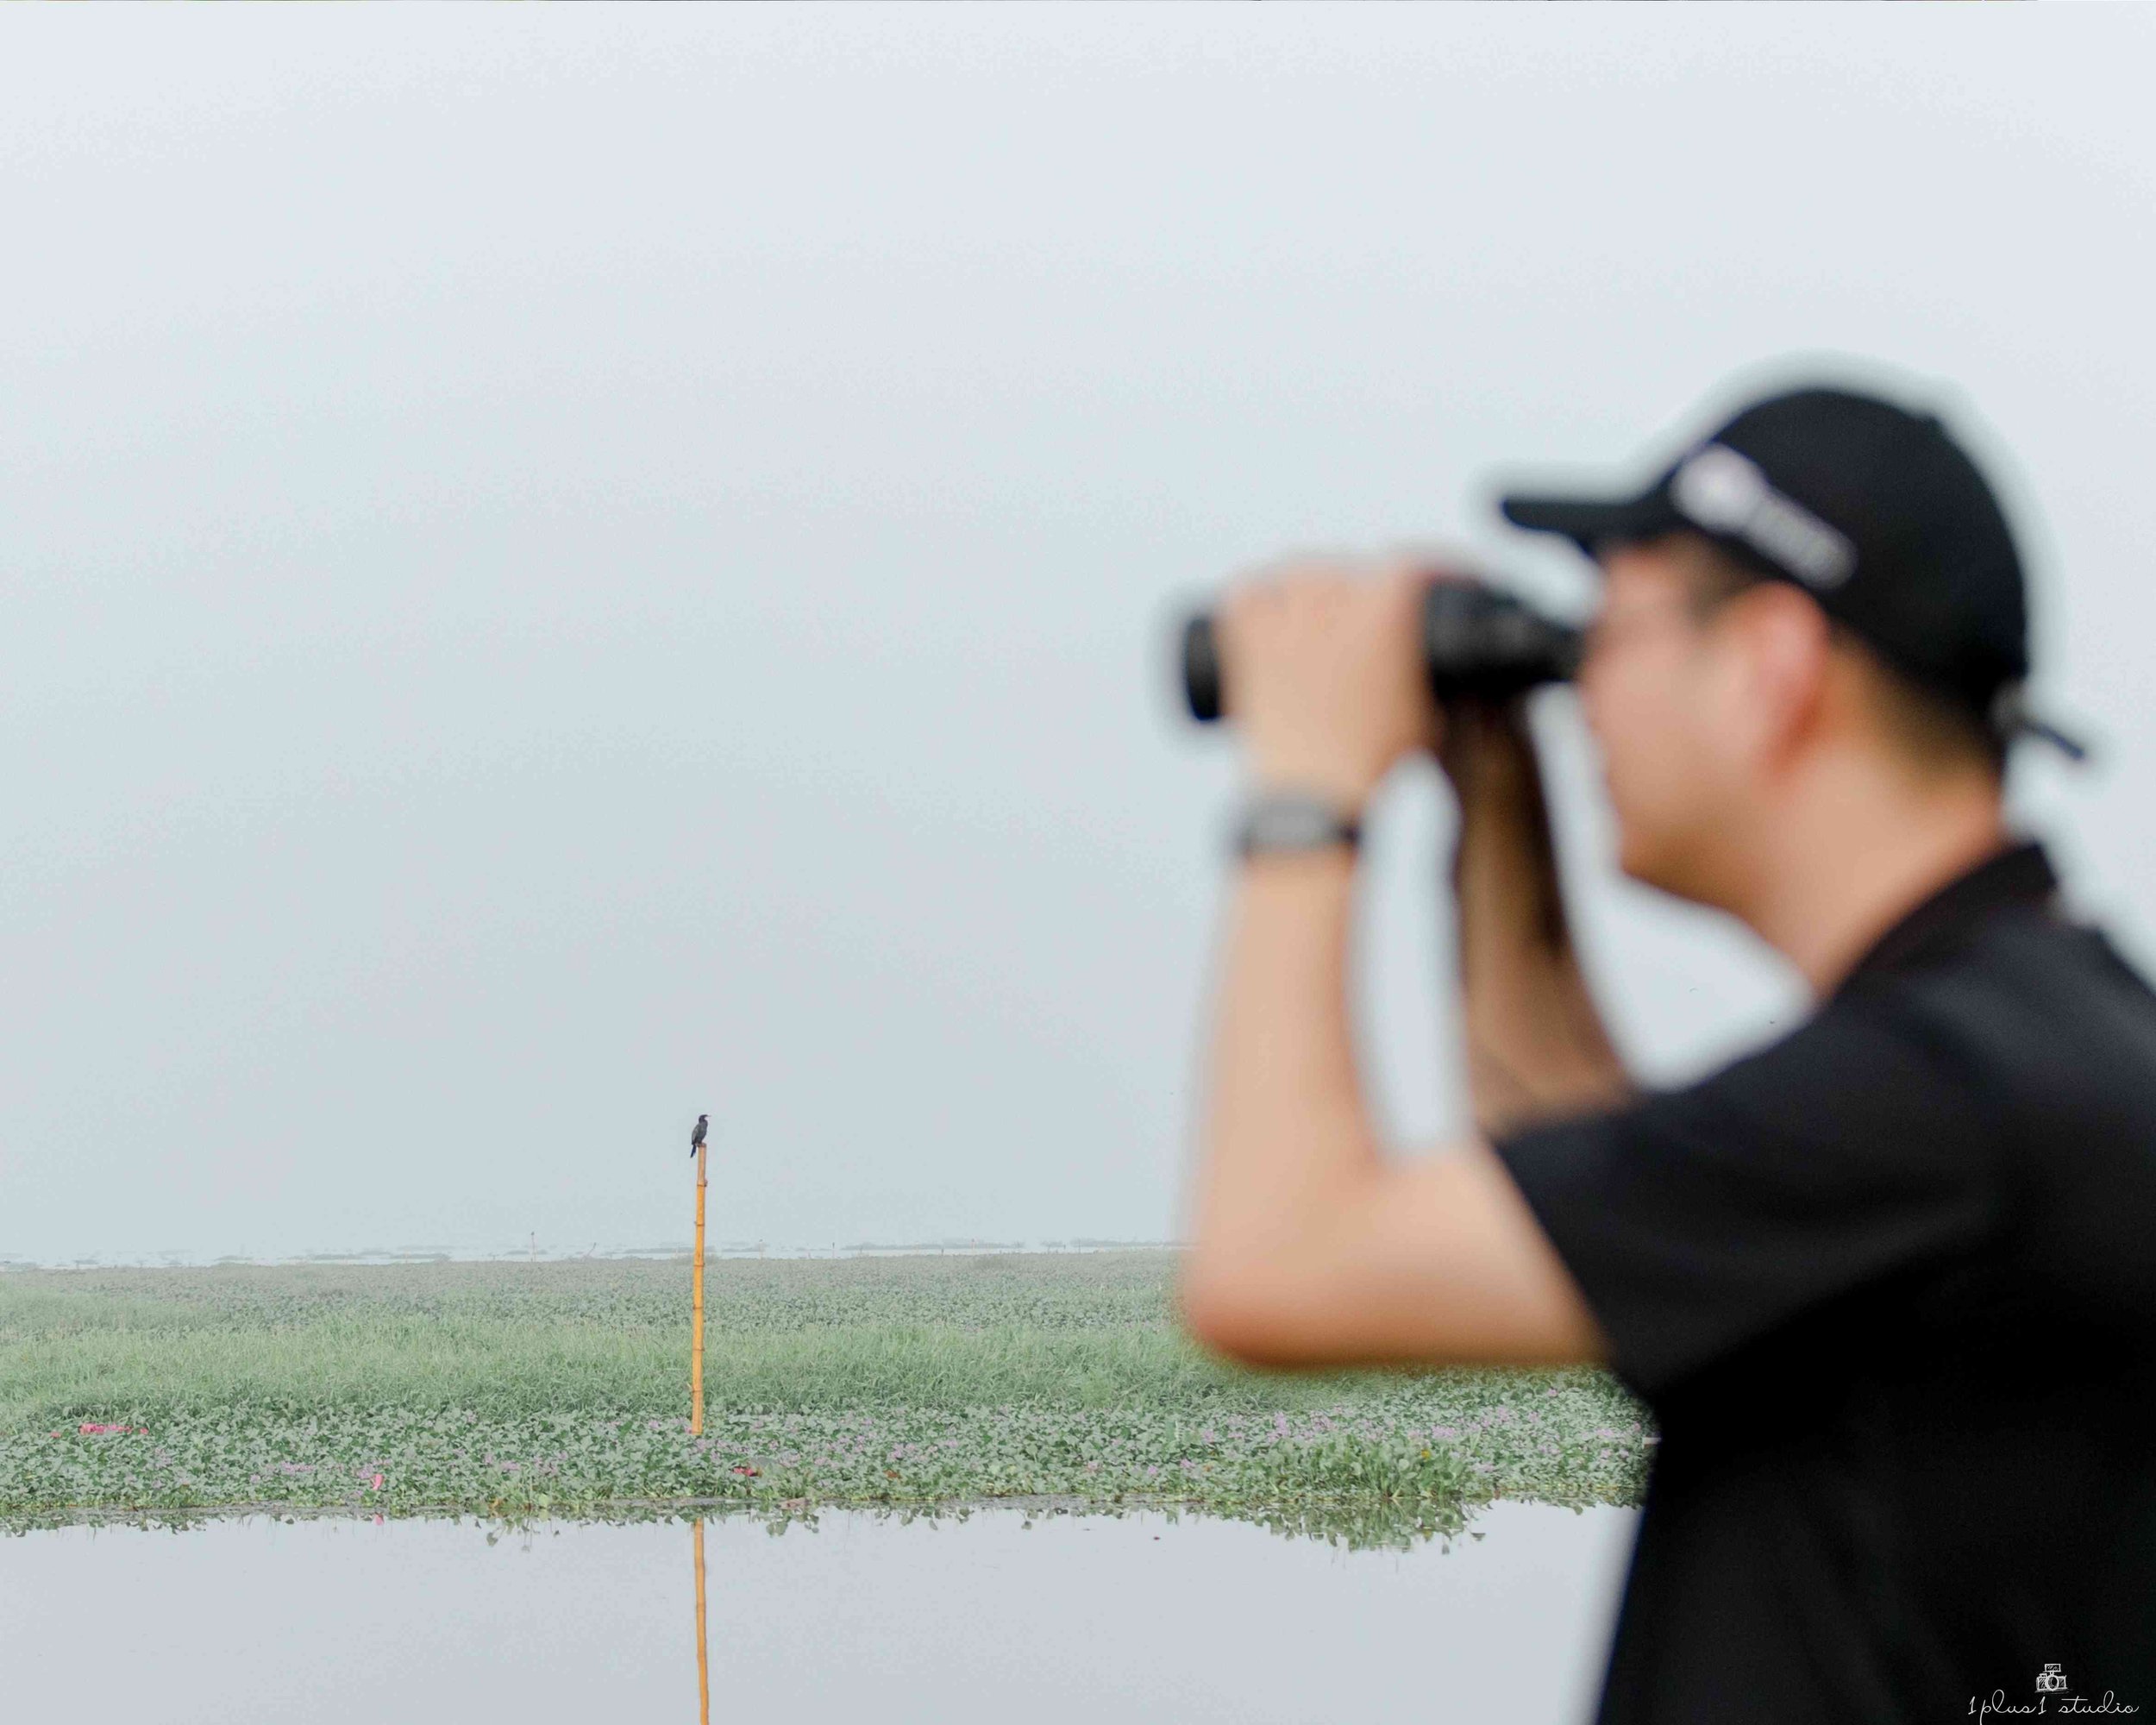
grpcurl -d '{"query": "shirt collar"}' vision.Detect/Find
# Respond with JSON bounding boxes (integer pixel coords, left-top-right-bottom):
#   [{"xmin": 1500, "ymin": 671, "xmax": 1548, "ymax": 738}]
[{"xmin": 1830, "ymin": 838, "xmax": 2060, "ymax": 999}]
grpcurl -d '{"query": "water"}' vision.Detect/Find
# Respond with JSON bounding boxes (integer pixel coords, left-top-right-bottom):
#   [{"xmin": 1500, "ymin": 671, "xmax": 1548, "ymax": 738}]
[{"xmin": 2, "ymin": 1502, "xmax": 1638, "ymax": 1722}]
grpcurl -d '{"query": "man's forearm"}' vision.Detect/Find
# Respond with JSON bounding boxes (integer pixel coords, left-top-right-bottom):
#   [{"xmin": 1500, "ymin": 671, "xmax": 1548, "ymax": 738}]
[
  {"xmin": 1186, "ymin": 848, "xmax": 1382, "ymax": 1283},
  {"xmin": 1447, "ymin": 706, "xmax": 1631, "ymax": 1138}
]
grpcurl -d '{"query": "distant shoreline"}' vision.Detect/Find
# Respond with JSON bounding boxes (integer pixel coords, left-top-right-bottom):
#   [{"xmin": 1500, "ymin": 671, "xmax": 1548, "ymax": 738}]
[{"xmin": 0, "ymin": 1240, "xmax": 1185, "ymax": 1273}]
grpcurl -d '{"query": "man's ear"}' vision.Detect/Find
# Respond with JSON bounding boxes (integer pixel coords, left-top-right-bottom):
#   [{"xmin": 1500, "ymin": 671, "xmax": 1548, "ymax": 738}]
[{"xmin": 1726, "ymin": 583, "xmax": 1833, "ymax": 769}]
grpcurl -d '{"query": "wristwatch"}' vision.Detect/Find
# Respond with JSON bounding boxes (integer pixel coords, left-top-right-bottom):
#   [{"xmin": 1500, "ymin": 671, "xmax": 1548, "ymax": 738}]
[{"xmin": 1230, "ymin": 787, "xmax": 1363, "ymax": 860}]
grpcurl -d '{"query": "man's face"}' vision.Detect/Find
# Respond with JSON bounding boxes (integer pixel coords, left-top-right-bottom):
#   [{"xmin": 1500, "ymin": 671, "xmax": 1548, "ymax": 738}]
[{"xmin": 1575, "ymin": 538, "xmax": 1746, "ymax": 902}]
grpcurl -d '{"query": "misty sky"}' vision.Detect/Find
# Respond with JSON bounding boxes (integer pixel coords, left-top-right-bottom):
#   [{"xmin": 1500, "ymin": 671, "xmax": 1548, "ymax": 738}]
[{"xmin": 5, "ymin": 9, "xmax": 2154, "ymax": 1264}]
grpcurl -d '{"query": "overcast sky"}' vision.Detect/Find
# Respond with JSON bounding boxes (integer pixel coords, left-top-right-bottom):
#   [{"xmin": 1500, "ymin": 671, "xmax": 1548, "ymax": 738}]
[{"xmin": 4, "ymin": 8, "xmax": 2153, "ymax": 1264}]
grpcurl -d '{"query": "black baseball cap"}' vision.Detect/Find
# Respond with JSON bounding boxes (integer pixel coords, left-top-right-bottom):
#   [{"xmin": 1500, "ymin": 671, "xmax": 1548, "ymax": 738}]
[{"xmin": 1497, "ymin": 384, "xmax": 2085, "ymax": 760}]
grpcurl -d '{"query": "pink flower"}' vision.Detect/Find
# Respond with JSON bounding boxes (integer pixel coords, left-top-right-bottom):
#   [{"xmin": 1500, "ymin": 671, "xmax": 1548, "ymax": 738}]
[
  {"xmin": 78, "ymin": 1422, "xmax": 132, "ymax": 1435},
  {"xmin": 371, "ymin": 1473, "xmax": 385, "ymax": 1490}
]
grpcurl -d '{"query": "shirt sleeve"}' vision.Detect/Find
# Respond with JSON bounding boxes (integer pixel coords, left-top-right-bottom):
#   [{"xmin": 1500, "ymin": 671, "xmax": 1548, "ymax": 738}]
[{"xmin": 1489, "ymin": 991, "xmax": 2008, "ymax": 1408}]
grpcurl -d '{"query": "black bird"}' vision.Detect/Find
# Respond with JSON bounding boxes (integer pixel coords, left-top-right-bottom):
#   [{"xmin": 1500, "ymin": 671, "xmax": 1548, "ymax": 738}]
[{"xmin": 690, "ymin": 1113, "xmax": 709, "ymax": 1157}]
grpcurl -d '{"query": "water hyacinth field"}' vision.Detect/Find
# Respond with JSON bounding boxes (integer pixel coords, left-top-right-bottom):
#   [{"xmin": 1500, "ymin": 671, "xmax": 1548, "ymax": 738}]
[{"xmin": 0, "ymin": 1251, "xmax": 1654, "ymax": 1548}]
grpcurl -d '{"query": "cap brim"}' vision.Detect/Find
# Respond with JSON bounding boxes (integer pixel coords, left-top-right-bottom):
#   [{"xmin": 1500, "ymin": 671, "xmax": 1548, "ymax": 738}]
[{"xmin": 1498, "ymin": 486, "xmax": 1684, "ymax": 559}]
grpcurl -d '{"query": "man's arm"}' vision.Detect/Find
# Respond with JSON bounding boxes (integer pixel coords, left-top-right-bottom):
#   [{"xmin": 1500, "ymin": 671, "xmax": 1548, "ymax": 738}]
[
  {"xmin": 1179, "ymin": 842, "xmax": 1609, "ymax": 1371},
  {"xmin": 1445, "ymin": 701, "xmax": 1633, "ymax": 1138}
]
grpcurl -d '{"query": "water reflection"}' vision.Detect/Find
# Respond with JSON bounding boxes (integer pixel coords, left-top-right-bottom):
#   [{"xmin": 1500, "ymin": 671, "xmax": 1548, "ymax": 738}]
[
  {"xmin": 693, "ymin": 1519, "xmax": 710, "ymax": 1725},
  {"xmin": 4, "ymin": 1502, "xmax": 1637, "ymax": 1723}
]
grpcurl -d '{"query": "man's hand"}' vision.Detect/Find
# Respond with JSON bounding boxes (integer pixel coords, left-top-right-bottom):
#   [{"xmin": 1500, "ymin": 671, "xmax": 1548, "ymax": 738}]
[{"xmin": 1213, "ymin": 560, "xmax": 1442, "ymax": 811}]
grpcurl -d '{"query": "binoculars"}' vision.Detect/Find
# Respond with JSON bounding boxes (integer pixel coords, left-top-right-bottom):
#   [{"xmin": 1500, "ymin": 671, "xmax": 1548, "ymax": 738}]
[{"xmin": 1178, "ymin": 580, "xmax": 1583, "ymax": 723}]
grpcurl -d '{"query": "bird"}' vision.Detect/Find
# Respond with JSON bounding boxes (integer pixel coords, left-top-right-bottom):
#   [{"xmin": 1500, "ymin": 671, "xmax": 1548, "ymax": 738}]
[{"xmin": 689, "ymin": 1113, "xmax": 709, "ymax": 1157}]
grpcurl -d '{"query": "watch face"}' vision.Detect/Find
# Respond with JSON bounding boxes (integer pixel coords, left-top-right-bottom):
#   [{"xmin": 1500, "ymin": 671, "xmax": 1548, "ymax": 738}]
[
  {"xmin": 1238, "ymin": 792, "xmax": 1359, "ymax": 855},
  {"xmin": 1262, "ymin": 803, "xmax": 1332, "ymax": 844}
]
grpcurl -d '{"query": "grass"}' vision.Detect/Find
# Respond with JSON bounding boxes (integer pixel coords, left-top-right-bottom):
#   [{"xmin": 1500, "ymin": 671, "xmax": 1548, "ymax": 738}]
[{"xmin": 0, "ymin": 1251, "xmax": 1654, "ymax": 1546}]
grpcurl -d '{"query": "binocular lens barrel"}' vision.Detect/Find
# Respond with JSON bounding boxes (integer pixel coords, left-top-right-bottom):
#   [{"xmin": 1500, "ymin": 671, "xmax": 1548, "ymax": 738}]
[
  {"xmin": 1182, "ymin": 614, "xmax": 1226, "ymax": 723},
  {"xmin": 1180, "ymin": 582, "xmax": 1583, "ymax": 723}
]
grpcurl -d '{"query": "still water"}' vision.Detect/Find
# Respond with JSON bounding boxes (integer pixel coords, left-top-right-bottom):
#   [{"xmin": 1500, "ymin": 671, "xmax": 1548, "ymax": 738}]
[{"xmin": 2, "ymin": 1502, "xmax": 1637, "ymax": 1723}]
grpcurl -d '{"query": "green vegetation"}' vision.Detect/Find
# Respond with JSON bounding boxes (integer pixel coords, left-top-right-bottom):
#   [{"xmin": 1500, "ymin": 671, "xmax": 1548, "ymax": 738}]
[{"xmin": 0, "ymin": 1251, "xmax": 1653, "ymax": 1546}]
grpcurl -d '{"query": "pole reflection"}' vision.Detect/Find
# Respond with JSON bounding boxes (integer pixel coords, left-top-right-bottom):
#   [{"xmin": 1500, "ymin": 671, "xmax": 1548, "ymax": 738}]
[{"xmin": 693, "ymin": 1517, "xmax": 710, "ymax": 1725}]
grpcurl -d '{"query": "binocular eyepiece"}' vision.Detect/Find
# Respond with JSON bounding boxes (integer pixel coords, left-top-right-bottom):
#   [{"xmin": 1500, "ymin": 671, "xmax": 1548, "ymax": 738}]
[{"xmin": 1179, "ymin": 580, "xmax": 1583, "ymax": 723}]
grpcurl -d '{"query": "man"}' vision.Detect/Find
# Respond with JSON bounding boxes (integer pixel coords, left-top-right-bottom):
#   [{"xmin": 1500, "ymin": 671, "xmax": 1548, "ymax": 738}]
[{"xmin": 1179, "ymin": 382, "xmax": 2156, "ymax": 1720}]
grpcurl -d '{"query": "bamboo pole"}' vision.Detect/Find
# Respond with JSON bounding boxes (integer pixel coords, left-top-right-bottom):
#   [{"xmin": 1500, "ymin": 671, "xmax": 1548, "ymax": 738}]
[
  {"xmin": 691, "ymin": 1138, "xmax": 708, "ymax": 1435},
  {"xmin": 693, "ymin": 1517, "xmax": 711, "ymax": 1725}
]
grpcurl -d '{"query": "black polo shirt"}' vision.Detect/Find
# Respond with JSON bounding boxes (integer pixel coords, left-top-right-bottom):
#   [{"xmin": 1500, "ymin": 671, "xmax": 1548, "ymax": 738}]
[{"xmin": 1493, "ymin": 840, "xmax": 2156, "ymax": 1722}]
